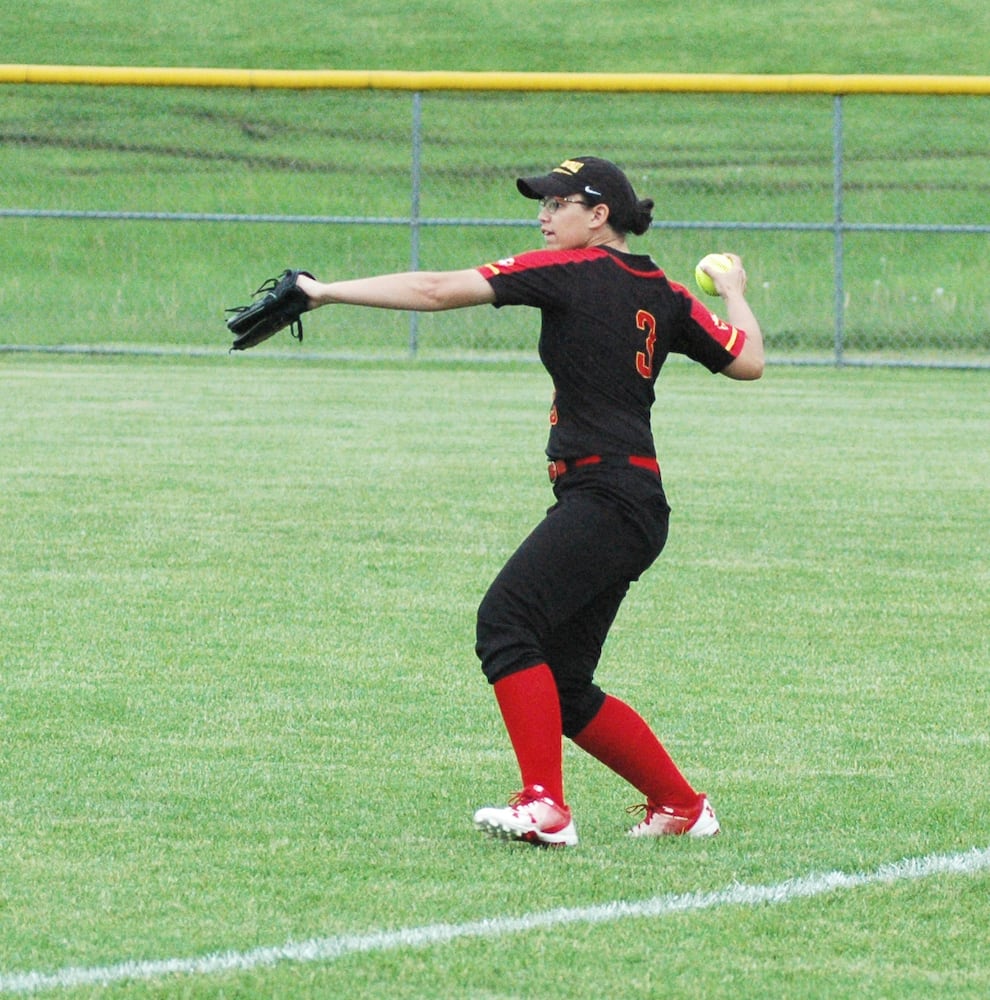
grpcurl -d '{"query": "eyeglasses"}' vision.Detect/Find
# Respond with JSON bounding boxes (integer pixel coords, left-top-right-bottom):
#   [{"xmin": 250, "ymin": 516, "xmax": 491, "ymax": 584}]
[{"xmin": 538, "ymin": 196, "xmax": 589, "ymax": 214}]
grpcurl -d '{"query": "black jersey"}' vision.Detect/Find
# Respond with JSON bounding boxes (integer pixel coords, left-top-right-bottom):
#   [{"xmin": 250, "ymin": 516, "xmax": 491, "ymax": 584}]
[{"xmin": 478, "ymin": 246, "xmax": 746, "ymax": 460}]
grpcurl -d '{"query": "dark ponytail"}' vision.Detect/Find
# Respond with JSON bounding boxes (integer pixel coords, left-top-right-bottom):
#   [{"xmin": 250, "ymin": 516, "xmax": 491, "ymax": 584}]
[
  {"xmin": 608, "ymin": 196, "xmax": 654, "ymax": 237},
  {"xmin": 628, "ymin": 198, "xmax": 654, "ymax": 237}
]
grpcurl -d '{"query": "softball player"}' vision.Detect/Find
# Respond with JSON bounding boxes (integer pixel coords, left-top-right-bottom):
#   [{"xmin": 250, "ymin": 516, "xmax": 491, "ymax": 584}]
[{"xmin": 296, "ymin": 155, "xmax": 764, "ymax": 847}]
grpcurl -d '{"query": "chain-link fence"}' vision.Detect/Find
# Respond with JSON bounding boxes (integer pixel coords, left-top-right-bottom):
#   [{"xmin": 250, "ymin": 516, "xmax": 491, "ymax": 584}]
[{"xmin": 1, "ymin": 72, "xmax": 987, "ymax": 366}]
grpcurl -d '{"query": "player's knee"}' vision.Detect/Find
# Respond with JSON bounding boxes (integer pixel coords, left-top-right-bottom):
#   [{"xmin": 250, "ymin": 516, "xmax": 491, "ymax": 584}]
[
  {"xmin": 475, "ymin": 602, "xmax": 541, "ymax": 685},
  {"xmin": 560, "ymin": 685, "xmax": 607, "ymax": 738}
]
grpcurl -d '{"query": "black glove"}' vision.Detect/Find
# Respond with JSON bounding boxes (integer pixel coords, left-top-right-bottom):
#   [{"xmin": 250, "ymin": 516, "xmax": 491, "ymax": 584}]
[{"xmin": 225, "ymin": 269, "xmax": 314, "ymax": 351}]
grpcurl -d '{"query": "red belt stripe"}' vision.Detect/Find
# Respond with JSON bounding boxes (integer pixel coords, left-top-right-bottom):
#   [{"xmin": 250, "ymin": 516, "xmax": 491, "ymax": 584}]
[{"xmin": 547, "ymin": 454, "xmax": 659, "ymax": 483}]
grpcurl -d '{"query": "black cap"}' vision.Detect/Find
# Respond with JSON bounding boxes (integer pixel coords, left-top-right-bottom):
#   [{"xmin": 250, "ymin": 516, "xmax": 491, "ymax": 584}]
[{"xmin": 516, "ymin": 156, "xmax": 639, "ymax": 229}]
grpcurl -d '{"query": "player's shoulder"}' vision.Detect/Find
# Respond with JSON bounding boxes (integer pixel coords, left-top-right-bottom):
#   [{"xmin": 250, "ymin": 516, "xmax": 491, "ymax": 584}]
[
  {"xmin": 602, "ymin": 248, "xmax": 668, "ymax": 281},
  {"xmin": 478, "ymin": 246, "xmax": 609, "ymax": 278}
]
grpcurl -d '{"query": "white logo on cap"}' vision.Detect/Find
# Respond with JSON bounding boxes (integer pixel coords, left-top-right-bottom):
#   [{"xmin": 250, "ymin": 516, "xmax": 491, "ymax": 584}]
[{"xmin": 584, "ymin": 186, "xmax": 602, "ymax": 196}]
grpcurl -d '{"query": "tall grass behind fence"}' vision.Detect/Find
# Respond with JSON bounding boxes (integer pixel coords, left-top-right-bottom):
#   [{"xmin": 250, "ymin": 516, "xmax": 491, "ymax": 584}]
[{"xmin": 1, "ymin": 74, "xmax": 987, "ymax": 365}]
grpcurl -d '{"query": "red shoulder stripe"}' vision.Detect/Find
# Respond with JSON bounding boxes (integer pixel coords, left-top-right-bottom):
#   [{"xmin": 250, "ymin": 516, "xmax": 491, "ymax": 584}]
[
  {"xmin": 477, "ymin": 247, "xmax": 608, "ymax": 279},
  {"xmin": 670, "ymin": 280, "xmax": 747, "ymax": 358}
]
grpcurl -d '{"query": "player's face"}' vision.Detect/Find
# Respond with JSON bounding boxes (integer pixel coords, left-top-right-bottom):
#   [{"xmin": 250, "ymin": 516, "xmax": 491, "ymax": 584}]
[{"xmin": 538, "ymin": 196, "xmax": 596, "ymax": 249}]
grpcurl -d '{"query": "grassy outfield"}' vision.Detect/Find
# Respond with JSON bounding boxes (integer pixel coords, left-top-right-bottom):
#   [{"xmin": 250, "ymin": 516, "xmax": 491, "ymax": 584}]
[
  {"xmin": 1, "ymin": 355, "xmax": 988, "ymax": 997},
  {"xmin": 8, "ymin": 0, "xmax": 990, "ymax": 74}
]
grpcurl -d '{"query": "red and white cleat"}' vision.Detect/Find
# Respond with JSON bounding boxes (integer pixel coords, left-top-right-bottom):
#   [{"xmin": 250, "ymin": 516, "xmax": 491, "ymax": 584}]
[
  {"xmin": 626, "ymin": 794, "xmax": 720, "ymax": 838},
  {"xmin": 473, "ymin": 784, "xmax": 578, "ymax": 847}
]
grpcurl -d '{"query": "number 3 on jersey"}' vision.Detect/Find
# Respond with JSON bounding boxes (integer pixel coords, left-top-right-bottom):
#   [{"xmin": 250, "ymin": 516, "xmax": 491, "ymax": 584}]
[{"xmin": 635, "ymin": 309, "xmax": 657, "ymax": 378}]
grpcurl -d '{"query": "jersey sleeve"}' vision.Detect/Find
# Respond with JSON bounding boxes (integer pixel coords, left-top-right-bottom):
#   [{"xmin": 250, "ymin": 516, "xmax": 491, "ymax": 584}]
[
  {"xmin": 668, "ymin": 280, "xmax": 748, "ymax": 373},
  {"xmin": 476, "ymin": 248, "xmax": 607, "ymax": 309}
]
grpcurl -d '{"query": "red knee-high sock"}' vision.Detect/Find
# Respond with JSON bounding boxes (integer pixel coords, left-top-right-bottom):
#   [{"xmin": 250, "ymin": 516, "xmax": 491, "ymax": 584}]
[
  {"xmin": 573, "ymin": 694, "xmax": 697, "ymax": 809},
  {"xmin": 492, "ymin": 663, "xmax": 565, "ymax": 805}
]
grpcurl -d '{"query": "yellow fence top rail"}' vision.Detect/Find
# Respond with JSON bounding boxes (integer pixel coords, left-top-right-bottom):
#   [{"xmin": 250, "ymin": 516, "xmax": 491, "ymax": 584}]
[{"xmin": 1, "ymin": 65, "xmax": 989, "ymax": 95}]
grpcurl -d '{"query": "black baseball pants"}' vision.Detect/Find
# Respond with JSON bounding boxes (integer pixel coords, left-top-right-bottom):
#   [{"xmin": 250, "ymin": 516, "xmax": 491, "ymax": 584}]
[{"xmin": 475, "ymin": 465, "xmax": 670, "ymax": 737}]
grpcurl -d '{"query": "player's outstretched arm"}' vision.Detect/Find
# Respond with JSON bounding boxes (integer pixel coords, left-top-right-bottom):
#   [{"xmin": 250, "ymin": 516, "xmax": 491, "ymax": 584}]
[{"xmin": 296, "ymin": 269, "xmax": 495, "ymax": 313}]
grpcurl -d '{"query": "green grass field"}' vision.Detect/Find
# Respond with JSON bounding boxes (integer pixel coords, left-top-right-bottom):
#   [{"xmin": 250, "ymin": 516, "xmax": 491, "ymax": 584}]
[
  {"xmin": 2, "ymin": 356, "xmax": 988, "ymax": 997},
  {"xmin": 8, "ymin": 1, "xmax": 990, "ymax": 74}
]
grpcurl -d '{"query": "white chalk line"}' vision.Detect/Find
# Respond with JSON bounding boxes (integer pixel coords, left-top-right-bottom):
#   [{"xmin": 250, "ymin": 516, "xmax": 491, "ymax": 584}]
[{"xmin": 2, "ymin": 845, "xmax": 988, "ymax": 995}]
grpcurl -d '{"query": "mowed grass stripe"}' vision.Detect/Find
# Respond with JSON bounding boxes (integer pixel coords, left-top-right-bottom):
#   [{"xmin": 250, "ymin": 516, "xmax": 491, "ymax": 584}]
[{"xmin": 2, "ymin": 845, "xmax": 988, "ymax": 995}]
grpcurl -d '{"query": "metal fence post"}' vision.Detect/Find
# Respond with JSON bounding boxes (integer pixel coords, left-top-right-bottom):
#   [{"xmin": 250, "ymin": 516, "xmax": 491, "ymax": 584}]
[
  {"xmin": 832, "ymin": 94, "xmax": 846, "ymax": 366},
  {"xmin": 408, "ymin": 91, "xmax": 423, "ymax": 357}
]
